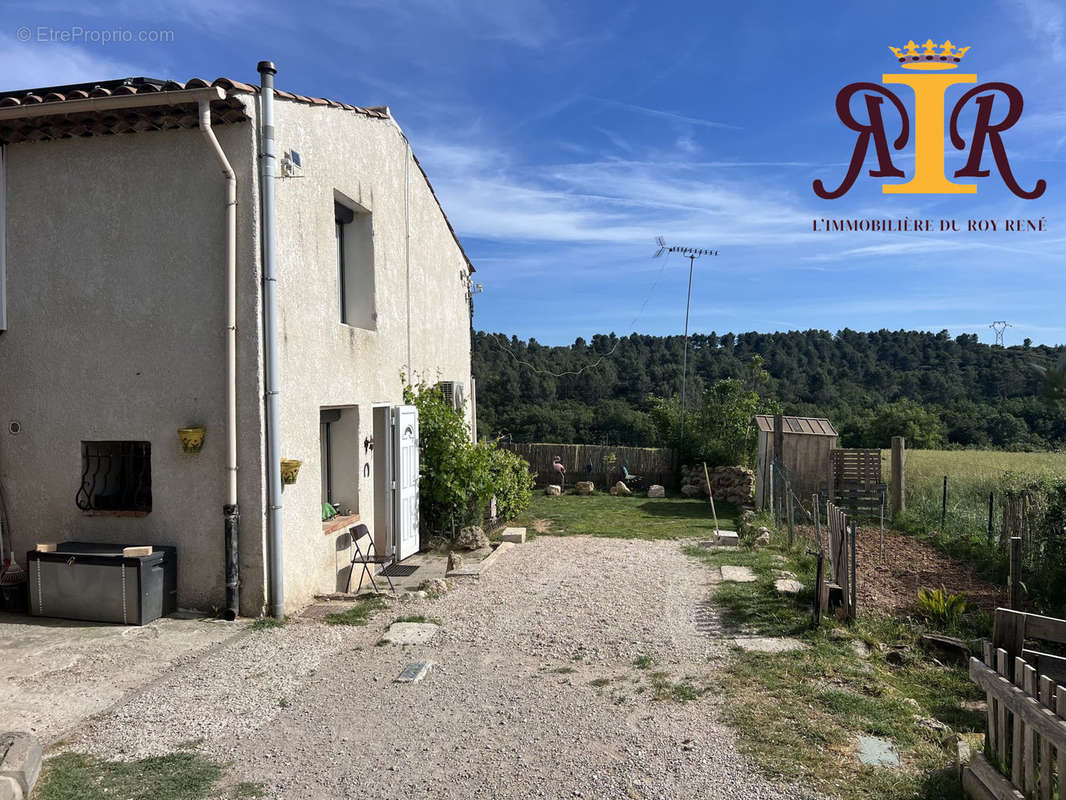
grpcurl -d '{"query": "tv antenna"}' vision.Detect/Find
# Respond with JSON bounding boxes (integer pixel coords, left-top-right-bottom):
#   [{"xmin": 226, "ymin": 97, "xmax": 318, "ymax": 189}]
[
  {"xmin": 654, "ymin": 237, "xmax": 719, "ymax": 444},
  {"xmin": 990, "ymin": 320, "xmax": 1011, "ymax": 347}
]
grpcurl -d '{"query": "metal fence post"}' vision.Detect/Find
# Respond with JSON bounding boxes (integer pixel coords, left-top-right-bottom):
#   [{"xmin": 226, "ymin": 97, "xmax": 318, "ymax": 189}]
[
  {"xmin": 987, "ymin": 491, "xmax": 995, "ymax": 547},
  {"xmin": 787, "ymin": 484, "xmax": 795, "ymax": 548},
  {"xmin": 941, "ymin": 475, "xmax": 948, "ymax": 532}
]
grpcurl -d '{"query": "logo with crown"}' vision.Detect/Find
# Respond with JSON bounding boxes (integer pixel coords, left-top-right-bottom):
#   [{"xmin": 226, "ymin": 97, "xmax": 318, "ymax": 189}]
[
  {"xmin": 889, "ymin": 39, "xmax": 970, "ymax": 70},
  {"xmin": 812, "ymin": 39, "xmax": 1046, "ymax": 199}
]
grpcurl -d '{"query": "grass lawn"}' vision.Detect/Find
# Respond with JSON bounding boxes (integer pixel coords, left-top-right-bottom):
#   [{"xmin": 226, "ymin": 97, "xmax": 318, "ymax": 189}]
[
  {"xmin": 688, "ymin": 541, "xmax": 987, "ymax": 800},
  {"xmin": 512, "ymin": 491, "xmax": 737, "ymax": 540},
  {"xmin": 34, "ymin": 752, "xmax": 263, "ymax": 800}
]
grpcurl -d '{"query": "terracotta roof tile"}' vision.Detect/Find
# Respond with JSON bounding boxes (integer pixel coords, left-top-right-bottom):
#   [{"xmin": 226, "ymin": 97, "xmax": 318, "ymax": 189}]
[{"xmin": 0, "ymin": 74, "xmax": 473, "ymax": 271}]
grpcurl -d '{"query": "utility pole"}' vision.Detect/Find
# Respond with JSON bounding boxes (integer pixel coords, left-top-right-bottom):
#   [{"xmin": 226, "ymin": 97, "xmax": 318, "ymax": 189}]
[
  {"xmin": 654, "ymin": 238, "xmax": 719, "ymax": 445},
  {"xmin": 990, "ymin": 320, "xmax": 1011, "ymax": 347}
]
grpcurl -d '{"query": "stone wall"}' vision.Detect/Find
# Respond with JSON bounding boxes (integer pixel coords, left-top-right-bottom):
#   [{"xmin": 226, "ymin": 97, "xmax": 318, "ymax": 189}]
[{"xmin": 680, "ymin": 465, "xmax": 754, "ymax": 507}]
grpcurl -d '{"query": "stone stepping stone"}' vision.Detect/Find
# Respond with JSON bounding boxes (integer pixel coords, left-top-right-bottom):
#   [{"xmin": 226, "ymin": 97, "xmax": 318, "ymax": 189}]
[
  {"xmin": 500, "ymin": 527, "xmax": 526, "ymax": 544},
  {"xmin": 382, "ymin": 622, "xmax": 440, "ymax": 645},
  {"xmin": 732, "ymin": 637, "xmax": 806, "ymax": 653},
  {"xmin": 774, "ymin": 578, "xmax": 803, "ymax": 594},
  {"xmin": 856, "ymin": 735, "xmax": 900, "ymax": 766},
  {"xmin": 720, "ymin": 565, "xmax": 757, "ymax": 583},
  {"xmin": 395, "ymin": 660, "xmax": 434, "ymax": 683}
]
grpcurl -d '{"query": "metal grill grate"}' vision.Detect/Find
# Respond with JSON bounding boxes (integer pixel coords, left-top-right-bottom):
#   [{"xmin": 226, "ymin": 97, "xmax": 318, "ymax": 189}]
[{"xmin": 75, "ymin": 441, "xmax": 152, "ymax": 513}]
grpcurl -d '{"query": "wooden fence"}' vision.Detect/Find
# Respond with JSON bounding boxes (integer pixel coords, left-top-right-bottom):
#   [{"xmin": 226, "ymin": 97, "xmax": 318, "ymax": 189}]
[
  {"xmin": 498, "ymin": 443, "xmax": 677, "ymax": 489},
  {"xmin": 966, "ymin": 608, "xmax": 1066, "ymax": 800},
  {"xmin": 829, "ymin": 448, "xmax": 886, "ymax": 517},
  {"xmin": 825, "ymin": 501, "xmax": 856, "ymax": 619}
]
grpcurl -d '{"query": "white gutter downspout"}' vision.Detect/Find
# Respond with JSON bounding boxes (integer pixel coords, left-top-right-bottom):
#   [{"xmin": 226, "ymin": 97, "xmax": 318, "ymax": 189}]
[
  {"xmin": 197, "ymin": 99, "xmax": 241, "ymax": 621},
  {"xmin": 405, "ymin": 139, "xmax": 412, "ymax": 375},
  {"xmin": 257, "ymin": 61, "xmax": 285, "ymax": 619}
]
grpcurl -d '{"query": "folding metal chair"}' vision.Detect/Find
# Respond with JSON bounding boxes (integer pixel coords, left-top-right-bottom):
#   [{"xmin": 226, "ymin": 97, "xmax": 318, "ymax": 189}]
[{"xmin": 346, "ymin": 523, "xmax": 396, "ymax": 593}]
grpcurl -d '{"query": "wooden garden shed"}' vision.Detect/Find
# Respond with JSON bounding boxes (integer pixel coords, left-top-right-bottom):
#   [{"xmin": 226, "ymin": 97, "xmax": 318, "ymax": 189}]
[{"xmin": 754, "ymin": 415, "xmax": 839, "ymax": 510}]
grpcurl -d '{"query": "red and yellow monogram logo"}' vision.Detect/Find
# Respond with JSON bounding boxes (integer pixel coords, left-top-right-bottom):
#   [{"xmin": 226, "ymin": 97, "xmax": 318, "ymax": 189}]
[{"xmin": 813, "ymin": 39, "xmax": 1046, "ymax": 199}]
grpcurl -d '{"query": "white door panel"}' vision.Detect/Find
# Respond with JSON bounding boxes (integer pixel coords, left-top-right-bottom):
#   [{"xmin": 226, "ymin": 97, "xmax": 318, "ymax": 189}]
[{"xmin": 393, "ymin": 405, "xmax": 420, "ymax": 561}]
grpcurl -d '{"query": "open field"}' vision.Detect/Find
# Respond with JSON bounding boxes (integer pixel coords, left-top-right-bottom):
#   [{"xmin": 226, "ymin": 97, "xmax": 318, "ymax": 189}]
[
  {"xmin": 512, "ymin": 492, "xmax": 738, "ymax": 540},
  {"xmin": 873, "ymin": 448, "xmax": 1066, "ymax": 614},
  {"xmin": 880, "ymin": 448, "xmax": 1066, "ymax": 487}
]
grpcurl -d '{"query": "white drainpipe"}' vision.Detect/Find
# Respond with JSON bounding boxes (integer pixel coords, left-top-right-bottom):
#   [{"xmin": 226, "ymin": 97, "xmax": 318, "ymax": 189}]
[{"xmin": 197, "ymin": 99, "xmax": 241, "ymax": 620}]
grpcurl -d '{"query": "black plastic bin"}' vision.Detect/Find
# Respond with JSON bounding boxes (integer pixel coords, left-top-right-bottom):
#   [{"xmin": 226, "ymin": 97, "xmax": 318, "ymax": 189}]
[{"xmin": 27, "ymin": 541, "xmax": 177, "ymax": 625}]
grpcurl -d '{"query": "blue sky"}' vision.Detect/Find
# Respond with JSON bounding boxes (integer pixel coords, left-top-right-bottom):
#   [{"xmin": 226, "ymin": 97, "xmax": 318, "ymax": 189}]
[{"xmin": 3, "ymin": 0, "xmax": 1064, "ymax": 346}]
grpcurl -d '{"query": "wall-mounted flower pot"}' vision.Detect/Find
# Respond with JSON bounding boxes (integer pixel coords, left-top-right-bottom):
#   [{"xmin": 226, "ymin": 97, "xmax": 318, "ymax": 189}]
[
  {"xmin": 280, "ymin": 459, "xmax": 303, "ymax": 485},
  {"xmin": 178, "ymin": 426, "xmax": 206, "ymax": 454}
]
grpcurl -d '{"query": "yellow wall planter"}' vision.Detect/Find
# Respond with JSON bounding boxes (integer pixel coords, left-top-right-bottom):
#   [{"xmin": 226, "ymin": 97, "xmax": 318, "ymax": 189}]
[
  {"xmin": 280, "ymin": 459, "xmax": 303, "ymax": 485},
  {"xmin": 178, "ymin": 426, "xmax": 206, "ymax": 454}
]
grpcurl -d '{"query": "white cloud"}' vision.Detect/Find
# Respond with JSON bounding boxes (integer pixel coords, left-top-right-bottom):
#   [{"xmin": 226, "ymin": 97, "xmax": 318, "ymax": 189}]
[
  {"xmin": 1011, "ymin": 0, "xmax": 1066, "ymax": 61},
  {"xmin": 0, "ymin": 34, "xmax": 155, "ymax": 90}
]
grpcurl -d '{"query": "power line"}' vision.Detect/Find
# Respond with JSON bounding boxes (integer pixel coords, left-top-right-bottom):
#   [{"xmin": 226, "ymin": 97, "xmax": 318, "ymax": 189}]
[{"xmin": 484, "ymin": 249, "xmax": 674, "ymax": 378}]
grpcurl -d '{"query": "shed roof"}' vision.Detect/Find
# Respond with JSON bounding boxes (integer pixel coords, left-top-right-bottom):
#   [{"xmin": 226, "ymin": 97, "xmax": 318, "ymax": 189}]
[{"xmin": 754, "ymin": 415, "xmax": 838, "ymax": 436}]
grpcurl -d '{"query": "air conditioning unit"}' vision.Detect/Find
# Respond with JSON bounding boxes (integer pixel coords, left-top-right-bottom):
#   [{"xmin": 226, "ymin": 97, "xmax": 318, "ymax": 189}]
[{"xmin": 437, "ymin": 381, "xmax": 466, "ymax": 411}]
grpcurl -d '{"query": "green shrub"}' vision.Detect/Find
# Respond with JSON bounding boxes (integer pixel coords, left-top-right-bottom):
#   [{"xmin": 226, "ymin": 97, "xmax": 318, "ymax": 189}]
[
  {"xmin": 489, "ymin": 447, "xmax": 535, "ymax": 522},
  {"xmin": 404, "ymin": 377, "xmax": 534, "ymax": 535},
  {"xmin": 916, "ymin": 586, "xmax": 967, "ymax": 626}
]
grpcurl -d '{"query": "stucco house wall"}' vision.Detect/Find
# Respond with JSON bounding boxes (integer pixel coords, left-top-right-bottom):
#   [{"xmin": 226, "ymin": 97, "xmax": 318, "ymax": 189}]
[
  {"xmin": 0, "ymin": 86, "xmax": 474, "ymax": 617},
  {"xmin": 266, "ymin": 100, "xmax": 473, "ymax": 607},
  {"xmin": 0, "ymin": 109, "xmax": 268, "ymax": 614}
]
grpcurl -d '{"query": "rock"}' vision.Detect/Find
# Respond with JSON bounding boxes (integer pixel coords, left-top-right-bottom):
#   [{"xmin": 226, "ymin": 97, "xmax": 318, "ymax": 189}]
[
  {"xmin": 647, "ymin": 485, "xmax": 666, "ymax": 498},
  {"xmin": 851, "ymin": 639, "xmax": 872, "ymax": 658},
  {"xmin": 680, "ymin": 484, "xmax": 703, "ymax": 498},
  {"xmin": 0, "ymin": 732, "xmax": 41, "ymax": 798},
  {"xmin": 914, "ymin": 715, "xmax": 954, "ymax": 743},
  {"xmin": 609, "ymin": 481, "xmax": 631, "ymax": 496},
  {"xmin": 417, "ymin": 578, "xmax": 449, "ymax": 595},
  {"xmin": 733, "ymin": 637, "xmax": 806, "ymax": 653},
  {"xmin": 920, "ymin": 633, "xmax": 971, "ymax": 667},
  {"xmin": 956, "ymin": 735, "xmax": 972, "ymax": 775},
  {"xmin": 754, "ymin": 531, "xmax": 771, "ymax": 548},
  {"xmin": 575, "ymin": 481, "xmax": 595, "ymax": 495},
  {"xmin": 885, "ymin": 647, "xmax": 910, "ymax": 666},
  {"xmin": 454, "ymin": 526, "xmax": 489, "ymax": 550},
  {"xmin": 856, "ymin": 735, "xmax": 900, "ymax": 767},
  {"xmin": 720, "ymin": 565, "xmax": 757, "ymax": 583},
  {"xmin": 546, "ymin": 485, "xmax": 562, "ymax": 496},
  {"xmin": 901, "ymin": 697, "xmax": 920, "ymax": 710},
  {"xmin": 828, "ymin": 628, "xmax": 849, "ymax": 640},
  {"xmin": 382, "ymin": 622, "xmax": 440, "ymax": 645},
  {"xmin": 772, "ymin": 570, "xmax": 797, "ymax": 580},
  {"xmin": 446, "ymin": 552, "xmax": 465, "ymax": 572},
  {"xmin": 399, "ymin": 590, "xmax": 428, "ymax": 602},
  {"xmin": 774, "ymin": 578, "xmax": 803, "ymax": 594},
  {"xmin": 741, "ymin": 510, "xmax": 756, "ymax": 523}
]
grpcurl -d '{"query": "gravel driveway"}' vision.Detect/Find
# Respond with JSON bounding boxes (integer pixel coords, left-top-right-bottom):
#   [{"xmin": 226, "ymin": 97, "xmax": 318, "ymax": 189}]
[{"xmin": 71, "ymin": 537, "xmax": 808, "ymax": 800}]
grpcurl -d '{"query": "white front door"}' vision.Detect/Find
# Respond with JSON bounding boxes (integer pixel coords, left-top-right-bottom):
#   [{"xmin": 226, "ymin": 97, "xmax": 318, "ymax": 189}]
[{"xmin": 392, "ymin": 405, "xmax": 420, "ymax": 561}]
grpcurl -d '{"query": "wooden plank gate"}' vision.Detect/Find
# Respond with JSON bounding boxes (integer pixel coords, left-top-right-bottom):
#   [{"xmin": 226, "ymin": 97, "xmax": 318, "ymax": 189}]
[
  {"xmin": 965, "ymin": 608, "xmax": 1066, "ymax": 799},
  {"xmin": 825, "ymin": 501, "xmax": 856, "ymax": 620},
  {"xmin": 829, "ymin": 448, "xmax": 886, "ymax": 518}
]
